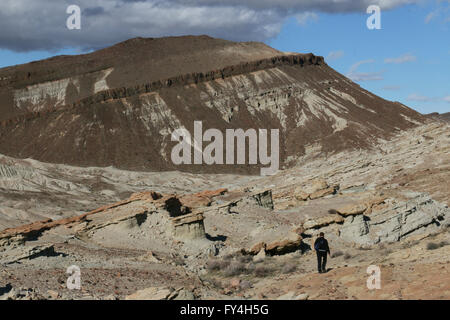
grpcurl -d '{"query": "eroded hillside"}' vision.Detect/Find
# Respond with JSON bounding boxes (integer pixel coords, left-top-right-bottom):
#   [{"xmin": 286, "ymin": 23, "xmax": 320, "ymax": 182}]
[{"xmin": 0, "ymin": 36, "xmax": 425, "ymax": 173}]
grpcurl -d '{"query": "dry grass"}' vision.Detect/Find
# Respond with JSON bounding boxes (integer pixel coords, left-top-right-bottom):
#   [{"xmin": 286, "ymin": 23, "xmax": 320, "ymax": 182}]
[{"xmin": 281, "ymin": 263, "xmax": 297, "ymax": 274}]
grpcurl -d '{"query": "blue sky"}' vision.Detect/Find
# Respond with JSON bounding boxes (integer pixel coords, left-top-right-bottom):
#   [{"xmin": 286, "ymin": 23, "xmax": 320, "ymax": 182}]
[
  {"xmin": 267, "ymin": 3, "xmax": 450, "ymax": 114},
  {"xmin": 0, "ymin": 0, "xmax": 448, "ymax": 114}
]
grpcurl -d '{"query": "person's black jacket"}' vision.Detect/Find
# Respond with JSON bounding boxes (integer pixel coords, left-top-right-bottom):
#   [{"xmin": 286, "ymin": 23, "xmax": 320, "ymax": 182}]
[{"xmin": 314, "ymin": 237, "xmax": 330, "ymax": 254}]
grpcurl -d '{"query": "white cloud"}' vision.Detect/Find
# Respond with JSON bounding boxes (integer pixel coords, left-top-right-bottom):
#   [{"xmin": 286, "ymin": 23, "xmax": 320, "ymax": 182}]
[
  {"xmin": 384, "ymin": 53, "xmax": 416, "ymax": 64},
  {"xmin": 425, "ymin": 10, "xmax": 438, "ymax": 24},
  {"xmin": 382, "ymin": 85, "xmax": 401, "ymax": 90},
  {"xmin": 326, "ymin": 50, "xmax": 344, "ymax": 61},
  {"xmin": 349, "ymin": 59, "xmax": 375, "ymax": 72},
  {"xmin": 408, "ymin": 94, "xmax": 450, "ymax": 103},
  {"xmin": 407, "ymin": 93, "xmax": 434, "ymax": 102},
  {"xmin": 346, "ymin": 59, "xmax": 384, "ymax": 82},
  {"xmin": 295, "ymin": 12, "xmax": 319, "ymax": 25},
  {"xmin": 424, "ymin": 2, "xmax": 450, "ymax": 24},
  {"xmin": 0, "ymin": 0, "xmax": 424, "ymax": 52}
]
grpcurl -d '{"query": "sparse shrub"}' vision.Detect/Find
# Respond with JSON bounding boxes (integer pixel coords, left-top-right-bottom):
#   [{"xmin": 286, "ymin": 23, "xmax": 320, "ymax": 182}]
[
  {"xmin": 331, "ymin": 251, "xmax": 343, "ymax": 258},
  {"xmin": 426, "ymin": 241, "xmax": 449, "ymax": 250},
  {"xmin": 254, "ymin": 266, "xmax": 272, "ymax": 277},
  {"xmin": 439, "ymin": 241, "xmax": 449, "ymax": 247},
  {"xmin": 223, "ymin": 253, "xmax": 235, "ymax": 261},
  {"xmin": 247, "ymin": 263, "xmax": 256, "ymax": 272},
  {"xmin": 240, "ymin": 280, "xmax": 253, "ymax": 290},
  {"xmin": 401, "ymin": 241, "xmax": 411, "ymax": 249},
  {"xmin": 343, "ymin": 253, "xmax": 352, "ymax": 260},
  {"xmin": 426, "ymin": 242, "xmax": 440, "ymax": 250},
  {"xmin": 173, "ymin": 256, "xmax": 185, "ymax": 266},
  {"xmin": 281, "ymin": 263, "xmax": 297, "ymax": 274},
  {"xmin": 224, "ymin": 262, "xmax": 246, "ymax": 277},
  {"xmin": 205, "ymin": 278, "xmax": 223, "ymax": 289},
  {"xmin": 206, "ymin": 259, "xmax": 230, "ymax": 271},
  {"xmin": 237, "ymin": 254, "xmax": 253, "ymax": 264}
]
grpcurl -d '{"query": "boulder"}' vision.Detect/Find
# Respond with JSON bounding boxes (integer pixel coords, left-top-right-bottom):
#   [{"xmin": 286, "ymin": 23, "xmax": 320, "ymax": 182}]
[
  {"xmin": 180, "ymin": 188, "xmax": 227, "ymax": 208},
  {"xmin": 230, "ymin": 278, "xmax": 241, "ymax": 289},
  {"xmin": 248, "ymin": 242, "xmax": 266, "ymax": 255},
  {"xmin": 293, "ymin": 187, "xmax": 309, "ymax": 201},
  {"xmin": 125, "ymin": 287, "xmax": 172, "ymax": 300},
  {"xmin": 173, "ymin": 289, "xmax": 195, "ymax": 300},
  {"xmin": 303, "ymin": 215, "xmax": 344, "ymax": 230},
  {"xmin": 265, "ymin": 233, "xmax": 302, "ymax": 255},
  {"xmin": 253, "ymin": 248, "xmax": 266, "ymax": 262},
  {"xmin": 337, "ymin": 204, "xmax": 367, "ymax": 217},
  {"xmin": 277, "ymin": 292, "xmax": 309, "ymax": 300},
  {"xmin": 309, "ymin": 187, "xmax": 336, "ymax": 200},
  {"xmin": 293, "ymin": 179, "xmax": 338, "ymax": 201},
  {"xmin": 47, "ymin": 290, "xmax": 59, "ymax": 300},
  {"xmin": 171, "ymin": 212, "xmax": 206, "ymax": 241},
  {"xmin": 292, "ymin": 225, "xmax": 305, "ymax": 236},
  {"xmin": 307, "ymin": 179, "xmax": 329, "ymax": 194},
  {"xmin": 137, "ymin": 251, "xmax": 160, "ymax": 263}
]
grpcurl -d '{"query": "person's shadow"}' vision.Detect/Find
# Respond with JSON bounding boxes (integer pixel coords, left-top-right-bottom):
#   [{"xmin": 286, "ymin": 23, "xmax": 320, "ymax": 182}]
[
  {"xmin": 299, "ymin": 241, "xmax": 311, "ymax": 254},
  {"xmin": 0, "ymin": 283, "xmax": 12, "ymax": 296},
  {"xmin": 205, "ymin": 233, "xmax": 227, "ymax": 242}
]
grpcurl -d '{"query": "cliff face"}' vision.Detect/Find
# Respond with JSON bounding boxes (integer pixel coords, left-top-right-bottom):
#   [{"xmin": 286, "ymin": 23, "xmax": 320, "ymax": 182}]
[{"xmin": 0, "ymin": 36, "xmax": 426, "ymax": 173}]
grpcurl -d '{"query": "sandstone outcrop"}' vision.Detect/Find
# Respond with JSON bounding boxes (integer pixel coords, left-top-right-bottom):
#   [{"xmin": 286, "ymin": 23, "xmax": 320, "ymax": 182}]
[
  {"xmin": 293, "ymin": 179, "xmax": 339, "ymax": 201},
  {"xmin": 243, "ymin": 232, "xmax": 303, "ymax": 256},
  {"xmin": 171, "ymin": 212, "xmax": 206, "ymax": 241}
]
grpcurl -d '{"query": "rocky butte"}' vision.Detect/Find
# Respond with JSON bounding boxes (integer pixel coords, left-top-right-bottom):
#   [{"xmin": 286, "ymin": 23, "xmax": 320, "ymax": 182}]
[{"xmin": 0, "ymin": 35, "xmax": 424, "ymax": 174}]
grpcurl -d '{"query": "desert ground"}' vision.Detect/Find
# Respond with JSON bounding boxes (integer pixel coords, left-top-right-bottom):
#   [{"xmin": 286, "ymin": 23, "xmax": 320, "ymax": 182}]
[{"xmin": 0, "ymin": 121, "xmax": 448, "ymax": 300}]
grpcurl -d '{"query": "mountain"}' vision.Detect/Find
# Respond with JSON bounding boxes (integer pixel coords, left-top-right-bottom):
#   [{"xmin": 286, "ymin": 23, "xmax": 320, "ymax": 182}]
[
  {"xmin": 0, "ymin": 35, "xmax": 426, "ymax": 173},
  {"xmin": 427, "ymin": 112, "xmax": 450, "ymax": 123}
]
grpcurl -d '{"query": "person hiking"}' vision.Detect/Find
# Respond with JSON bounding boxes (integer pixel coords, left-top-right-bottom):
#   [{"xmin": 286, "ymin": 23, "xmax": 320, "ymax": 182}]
[{"xmin": 314, "ymin": 232, "xmax": 330, "ymax": 273}]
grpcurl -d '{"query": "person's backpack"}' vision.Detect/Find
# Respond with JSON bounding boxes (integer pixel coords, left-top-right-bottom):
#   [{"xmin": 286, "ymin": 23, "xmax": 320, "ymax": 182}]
[{"xmin": 315, "ymin": 238, "xmax": 326, "ymax": 251}]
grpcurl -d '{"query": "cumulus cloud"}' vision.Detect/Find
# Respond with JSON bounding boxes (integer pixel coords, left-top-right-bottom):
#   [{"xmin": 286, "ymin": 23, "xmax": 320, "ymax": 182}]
[
  {"xmin": 444, "ymin": 96, "xmax": 450, "ymax": 103},
  {"xmin": 0, "ymin": 0, "xmax": 422, "ymax": 52},
  {"xmin": 384, "ymin": 53, "xmax": 416, "ymax": 64},
  {"xmin": 346, "ymin": 59, "xmax": 384, "ymax": 82}
]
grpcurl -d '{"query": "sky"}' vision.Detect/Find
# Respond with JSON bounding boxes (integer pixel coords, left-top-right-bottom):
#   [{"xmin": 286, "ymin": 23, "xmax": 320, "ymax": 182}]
[{"xmin": 0, "ymin": 0, "xmax": 448, "ymax": 114}]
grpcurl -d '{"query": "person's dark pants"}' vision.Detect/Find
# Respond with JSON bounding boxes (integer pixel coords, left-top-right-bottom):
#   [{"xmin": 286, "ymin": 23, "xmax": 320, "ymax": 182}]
[{"xmin": 316, "ymin": 251, "xmax": 327, "ymax": 273}]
